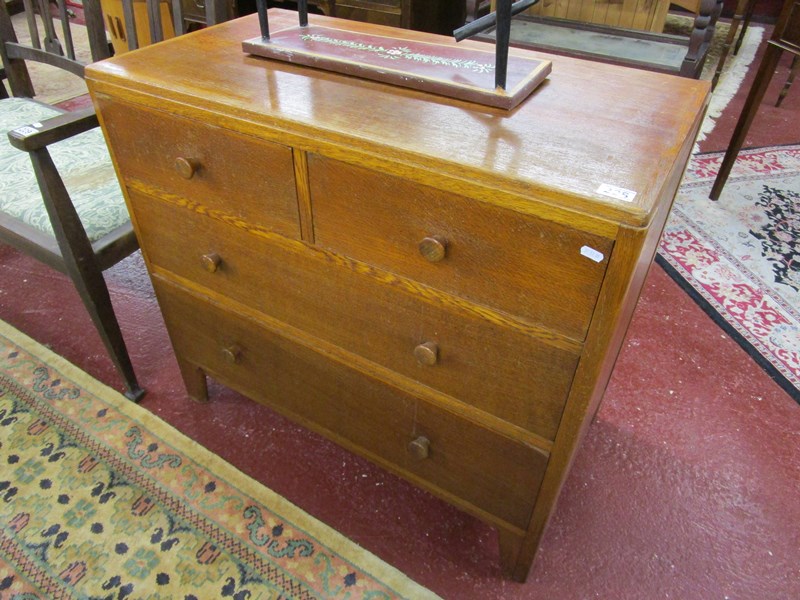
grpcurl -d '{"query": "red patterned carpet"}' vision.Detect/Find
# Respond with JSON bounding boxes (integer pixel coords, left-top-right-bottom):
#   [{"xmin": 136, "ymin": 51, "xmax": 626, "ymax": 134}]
[{"xmin": 659, "ymin": 145, "xmax": 800, "ymax": 400}]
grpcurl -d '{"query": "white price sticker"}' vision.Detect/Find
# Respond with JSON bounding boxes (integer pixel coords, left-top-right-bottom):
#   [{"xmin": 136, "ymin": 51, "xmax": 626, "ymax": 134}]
[
  {"xmin": 581, "ymin": 245, "xmax": 605, "ymax": 263},
  {"xmin": 596, "ymin": 183, "xmax": 637, "ymax": 202},
  {"xmin": 13, "ymin": 126, "xmax": 39, "ymax": 137}
]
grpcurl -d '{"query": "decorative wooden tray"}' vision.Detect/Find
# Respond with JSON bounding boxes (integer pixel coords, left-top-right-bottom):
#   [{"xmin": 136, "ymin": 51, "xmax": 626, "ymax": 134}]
[{"xmin": 242, "ymin": 24, "xmax": 551, "ymax": 110}]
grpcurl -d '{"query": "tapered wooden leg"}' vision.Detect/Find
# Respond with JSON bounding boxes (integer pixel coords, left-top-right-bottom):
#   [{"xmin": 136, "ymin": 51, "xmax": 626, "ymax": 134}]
[
  {"xmin": 498, "ymin": 528, "xmax": 527, "ymax": 582},
  {"xmin": 69, "ymin": 267, "xmax": 145, "ymax": 402},
  {"xmin": 734, "ymin": 0, "xmax": 757, "ymax": 55},
  {"xmin": 711, "ymin": 0, "xmax": 748, "ymax": 88},
  {"xmin": 776, "ymin": 55, "xmax": 799, "ymax": 107},
  {"xmin": 26, "ymin": 148, "xmax": 144, "ymax": 402},
  {"xmin": 710, "ymin": 43, "xmax": 784, "ymax": 200},
  {"xmin": 176, "ymin": 356, "xmax": 208, "ymax": 402}
]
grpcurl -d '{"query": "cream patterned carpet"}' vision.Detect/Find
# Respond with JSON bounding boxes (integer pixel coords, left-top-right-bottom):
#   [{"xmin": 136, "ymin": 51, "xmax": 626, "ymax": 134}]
[{"xmin": 0, "ymin": 319, "xmax": 440, "ymax": 598}]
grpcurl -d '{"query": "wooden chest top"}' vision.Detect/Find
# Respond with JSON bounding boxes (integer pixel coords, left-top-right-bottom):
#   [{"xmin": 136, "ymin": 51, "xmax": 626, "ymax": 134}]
[{"xmin": 86, "ymin": 9, "xmax": 708, "ymax": 226}]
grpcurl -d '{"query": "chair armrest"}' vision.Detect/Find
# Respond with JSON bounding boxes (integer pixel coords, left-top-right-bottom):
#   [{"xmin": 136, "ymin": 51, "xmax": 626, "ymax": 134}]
[{"xmin": 7, "ymin": 107, "xmax": 99, "ymax": 152}]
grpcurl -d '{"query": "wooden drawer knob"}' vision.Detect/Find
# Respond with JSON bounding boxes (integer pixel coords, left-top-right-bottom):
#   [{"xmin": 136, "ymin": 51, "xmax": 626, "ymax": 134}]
[
  {"xmin": 175, "ymin": 156, "xmax": 200, "ymax": 179},
  {"xmin": 222, "ymin": 345, "xmax": 241, "ymax": 364},
  {"xmin": 408, "ymin": 436, "xmax": 430, "ymax": 460},
  {"xmin": 418, "ymin": 236, "xmax": 447, "ymax": 262},
  {"xmin": 414, "ymin": 341, "xmax": 439, "ymax": 366},
  {"xmin": 201, "ymin": 252, "xmax": 222, "ymax": 273}
]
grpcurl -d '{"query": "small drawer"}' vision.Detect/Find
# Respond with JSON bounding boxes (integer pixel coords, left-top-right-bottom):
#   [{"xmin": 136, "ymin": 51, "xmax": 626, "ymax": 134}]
[
  {"xmin": 308, "ymin": 155, "xmax": 614, "ymax": 341},
  {"xmin": 96, "ymin": 98, "xmax": 301, "ymax": 239},
  {"xmin": 409, "ymin": 398, "xmax": 548, "ymax": 529},
  {"xmin": 132, "ymin": 191, "xmax": 580, "ymax": 440},
  {"xmin": 153, "ymin": 279, "xmax": 547, "ymax": 529}
]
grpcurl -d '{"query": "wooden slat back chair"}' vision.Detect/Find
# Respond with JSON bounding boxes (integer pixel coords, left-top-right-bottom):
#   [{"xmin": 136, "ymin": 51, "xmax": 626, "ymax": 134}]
[
  {"xmin": 1, "ymin": 0, "xmax": 226, "ymax": 401},
  {"xmin": 102, "ymin": 0, "xmax": 231, "ymax": 54}
]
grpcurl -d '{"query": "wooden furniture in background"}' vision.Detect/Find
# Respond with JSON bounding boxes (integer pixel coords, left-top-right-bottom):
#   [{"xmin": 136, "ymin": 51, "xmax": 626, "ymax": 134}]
[
  {"xmin": 101, "ymin": 0, "xmax": 238, "ymax": 54},
  {"xmin": 482, "ymin": 0, "xmax": 723, "ymax": 78},
  {"xmin": 100, "ymin": 0, "xmax": 176, "ymax": 53},
  {"xmin": 0, "ymin": 0, "xmax": 144, "ymax": 399},
  {"xmin": 519, "ymin": 0, "xmax": 671, "ymax": 32},
  {"xmin": 279, "ymin": 0, "xmax": 464, "ymax": 33},
  {"xmin": 710, "ymin": 0, "xmax": 756, "ymax": 87},
  {"xmin": 332, "ymin": 0, "xmax": 412, "ymax": 28},
  {"xmin": 710, "ymin": 0, "xmax": 799, "ymax": 198},
  {"xmin": 466, "ymin": 0, "xmax": 491, "ymax": 22},
  {"xmin": 100, "ymin": 0, "xmax": 231, "ymax": 53},
  {"xmin": 179, "ymin": 0, "xmax": 237, "ymax": 28},
  {"xmin": 87, "ymin": 9, "xmax": 709, "ymax": 580}
]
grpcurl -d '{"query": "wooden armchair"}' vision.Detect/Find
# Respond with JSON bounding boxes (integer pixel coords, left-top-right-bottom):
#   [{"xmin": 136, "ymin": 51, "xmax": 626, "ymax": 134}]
[{"xmin": 0, "ymin": 0, "xmax": 227, "ymax": 400}]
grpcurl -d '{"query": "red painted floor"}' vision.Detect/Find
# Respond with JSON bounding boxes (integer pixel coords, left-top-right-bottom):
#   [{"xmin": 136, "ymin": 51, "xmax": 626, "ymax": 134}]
[{"xmin": 2, "ymin": 20, "xmax": 799, "ymax": 599}]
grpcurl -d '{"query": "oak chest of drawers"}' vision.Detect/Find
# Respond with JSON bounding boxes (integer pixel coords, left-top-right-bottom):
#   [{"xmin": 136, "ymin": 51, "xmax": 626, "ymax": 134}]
[{"xmin": 86, "ymin": 9, "xmax": 709, "ymax": 581}]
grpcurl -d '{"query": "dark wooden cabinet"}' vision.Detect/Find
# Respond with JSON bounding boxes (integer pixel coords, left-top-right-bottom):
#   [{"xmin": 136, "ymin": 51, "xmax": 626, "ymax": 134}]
[
  {"xmin": 180, "ymin": 0, "xmax": 238, "ymax": 26},
  {"xmin": 87, "ymin": 9, "xmax": 708, "ymax": 581},
  {"xmin": 270, "ymin": 0, "xmax": 464, "ymax": 33},
  {"xmin": 330, "ymin": 0, "xmax": 412, "ymax": 28}
]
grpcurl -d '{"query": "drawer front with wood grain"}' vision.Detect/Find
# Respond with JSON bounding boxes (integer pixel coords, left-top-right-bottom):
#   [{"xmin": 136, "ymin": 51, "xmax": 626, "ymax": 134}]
[
  {"xmin": 96, "ymin": 98, "xmax": 301, "ymax": 239},
  {"xmin": 133, "ymin": 190, "xmax": 578, "ymax": 439},
  {"xmin": 308, "ymin": 155, "xmax": 614, "ymax": 341},
  {"xmin": 153, "ymin": 279, "xmax": 548, "ymax": 529}
]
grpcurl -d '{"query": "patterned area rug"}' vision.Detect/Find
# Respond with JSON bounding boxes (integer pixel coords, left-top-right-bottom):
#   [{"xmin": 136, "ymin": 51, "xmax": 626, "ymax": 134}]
[
  {"xmin": 658, "ymin": 145, "xmax": 800, "ymax": 402},
  {"xmin": 0, "ymin": 320, "xmax": 438, "ymax": 599}
]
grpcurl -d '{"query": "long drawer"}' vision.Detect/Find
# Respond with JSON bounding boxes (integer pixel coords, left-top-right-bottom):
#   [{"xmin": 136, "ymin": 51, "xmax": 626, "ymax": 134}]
[
  {"xmin": 153, "ymin": 278, "xmax": 549, "ymax": 530},
  {"xmin": 308, "ymin": 155, "xmax": 614, "ymax": 341},
  {"xmin": 132, "ymin": 190, "xmax": 579, "ymax": 440},
  {"xmin": 95, "ymin": 98, "xmax": 301, "ymax": 240}
]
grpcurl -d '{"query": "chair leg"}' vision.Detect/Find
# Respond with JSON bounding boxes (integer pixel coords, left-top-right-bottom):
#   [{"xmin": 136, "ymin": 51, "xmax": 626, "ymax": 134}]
[
  {"xmin": 27, "ymin": 147, "xmax": 144, "ymax": 401},
  {"xmin": 776, "ymin": 55, "xmax": 799, "ymax": 107},
  {"xmin": 711, "ymin": 0, "xmax": 748, "ymax": 89},
  {"xmin": 733, "ymin": 0, "xmax": 757, "ymax": 55},
  {"xmin": 69, "ymin": 264, "xmax": 146, "ymax": 402},
  {"xmin": 0, "ymin": 68, "xmax": 8, "ymax": 99},
  {"xmin": 709, "ymin": 43, "xmax": 784, "ymax": 200}
]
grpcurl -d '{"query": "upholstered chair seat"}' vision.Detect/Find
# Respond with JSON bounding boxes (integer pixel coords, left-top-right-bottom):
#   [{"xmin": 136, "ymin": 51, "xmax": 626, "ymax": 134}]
[{"xmin": 0, "ymin": 97, "xmax": 128, "ymax": 243}]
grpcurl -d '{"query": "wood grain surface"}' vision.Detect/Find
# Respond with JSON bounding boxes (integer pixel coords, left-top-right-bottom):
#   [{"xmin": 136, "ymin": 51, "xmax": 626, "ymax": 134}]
[
  {"xmin": 87, "ymin": 9, "xmax": 709, "ymax": 580},
  {"xmin": 87, "ymin": 9, "xmax": 709, "ymax": 227}
]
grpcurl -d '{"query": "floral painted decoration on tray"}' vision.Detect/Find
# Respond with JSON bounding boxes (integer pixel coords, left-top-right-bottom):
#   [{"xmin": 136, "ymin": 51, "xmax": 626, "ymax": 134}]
[{"xmin": 300, "ymin": 34, "xmax": 496, "ymax": 73}]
